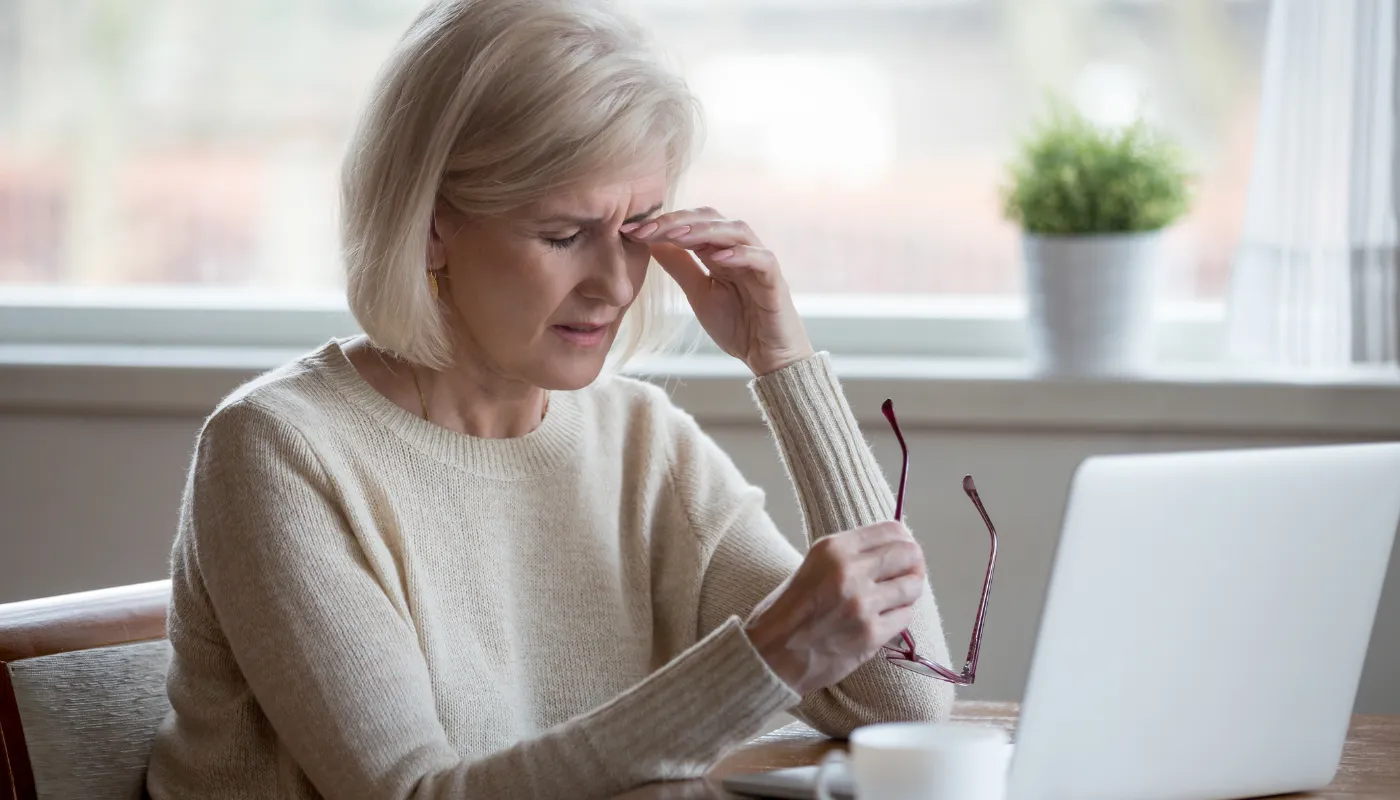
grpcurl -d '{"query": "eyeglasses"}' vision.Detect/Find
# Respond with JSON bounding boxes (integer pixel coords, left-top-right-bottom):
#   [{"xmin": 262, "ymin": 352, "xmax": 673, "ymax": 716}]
[{"xmin": 878, "ymin": 399, "xmax": 998, "ymax": 685}]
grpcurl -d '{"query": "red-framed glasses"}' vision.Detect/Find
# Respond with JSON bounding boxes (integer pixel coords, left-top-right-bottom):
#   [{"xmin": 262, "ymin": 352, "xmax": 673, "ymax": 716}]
[{"xmin": 879, "ymin": 398, "xmax": 998, "ymax": 685}]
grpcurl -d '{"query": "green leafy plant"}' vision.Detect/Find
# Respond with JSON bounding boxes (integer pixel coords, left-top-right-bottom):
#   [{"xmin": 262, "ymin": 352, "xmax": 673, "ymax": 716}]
[{"xmin": 1002, "ymin": 102, "xmax": 1191, "ymax": 235}]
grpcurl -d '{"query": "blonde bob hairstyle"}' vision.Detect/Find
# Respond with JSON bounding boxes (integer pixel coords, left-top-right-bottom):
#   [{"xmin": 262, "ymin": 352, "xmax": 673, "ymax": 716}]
[{"xmin": 342, "ymin": 0, "xmax": 701, "ymax": 371}]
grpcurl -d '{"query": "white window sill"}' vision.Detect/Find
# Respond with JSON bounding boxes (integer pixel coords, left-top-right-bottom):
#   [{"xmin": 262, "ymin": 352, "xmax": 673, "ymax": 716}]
[{"xmin": 3, "ymin": 343, "xmax": 1399, "ymax": 436}]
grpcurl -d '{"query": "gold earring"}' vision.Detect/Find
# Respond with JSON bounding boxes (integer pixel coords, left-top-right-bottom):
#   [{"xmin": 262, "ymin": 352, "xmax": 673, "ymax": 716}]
[{"xmin": 428, "ymin": 270, "xmax": 439, "ymax": 299}]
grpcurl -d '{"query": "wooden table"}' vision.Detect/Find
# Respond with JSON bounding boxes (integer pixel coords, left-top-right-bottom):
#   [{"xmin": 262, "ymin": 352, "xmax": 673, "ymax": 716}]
[{"xmin": 616, "ymin": 702, "xmax": 1400, "ymax": 799}]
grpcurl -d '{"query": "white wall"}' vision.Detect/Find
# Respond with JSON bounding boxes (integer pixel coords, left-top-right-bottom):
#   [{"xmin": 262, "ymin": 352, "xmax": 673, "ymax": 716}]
[{"xmin": 2, "ymin": 385, "xmax": 1396, "ymax": 714}]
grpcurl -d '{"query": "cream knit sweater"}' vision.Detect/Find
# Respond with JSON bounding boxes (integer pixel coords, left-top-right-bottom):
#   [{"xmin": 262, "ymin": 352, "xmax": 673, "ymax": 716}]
[{"xmin": 145, "ymin": 340, "xmax": 953, "ymax": 799}]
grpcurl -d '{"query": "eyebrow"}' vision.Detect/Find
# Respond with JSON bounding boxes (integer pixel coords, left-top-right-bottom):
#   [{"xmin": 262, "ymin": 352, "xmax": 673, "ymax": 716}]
[{"xmin": 535, "ymin": 202, "xmax": 664, "ymax": 227}]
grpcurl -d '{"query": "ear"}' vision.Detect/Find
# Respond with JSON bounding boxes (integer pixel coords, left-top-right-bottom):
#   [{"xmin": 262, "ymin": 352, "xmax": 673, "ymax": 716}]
[
  {"xmin": 427, "ymin": 204, "xmax": 448, "ymax": 273},
  {"xmin": 429, "ymin": 194, "xmax": 471, "ymax": 273}
]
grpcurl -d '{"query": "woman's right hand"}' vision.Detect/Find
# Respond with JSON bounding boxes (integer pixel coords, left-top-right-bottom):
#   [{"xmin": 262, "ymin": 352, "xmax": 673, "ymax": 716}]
[{"xmin": 743, "ymin": 522, "xmax": 927, "ymax": 695}]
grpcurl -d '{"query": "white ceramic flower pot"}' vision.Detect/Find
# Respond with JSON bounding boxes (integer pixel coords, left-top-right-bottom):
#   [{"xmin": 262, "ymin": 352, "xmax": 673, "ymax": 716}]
[{"xmin": 1022, "ymin": 231, "xmax": 1162, "ymax": 377}]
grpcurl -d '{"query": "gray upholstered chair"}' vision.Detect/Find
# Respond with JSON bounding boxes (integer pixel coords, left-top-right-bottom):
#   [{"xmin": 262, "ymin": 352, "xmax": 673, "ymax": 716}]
[{"xmin": 0, "ymin": 581, "xmax": 171, "ymax": 800}]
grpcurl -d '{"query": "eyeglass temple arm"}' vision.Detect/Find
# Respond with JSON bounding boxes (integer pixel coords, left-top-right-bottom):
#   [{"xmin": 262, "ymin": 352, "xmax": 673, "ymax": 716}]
[
  {"xmin": 957, "ymin": 475, "xmax": 998, "ymax": 684},
  {"xmin": 880, "ymin": 399, "xmax": 917, "ymax": 661},
  {"xmin": 881, "ymin": 399, "xmax": 909, "ymax": 522}
]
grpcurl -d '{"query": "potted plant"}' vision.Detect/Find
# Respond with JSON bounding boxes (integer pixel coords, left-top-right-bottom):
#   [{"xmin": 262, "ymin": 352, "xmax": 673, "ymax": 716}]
[{"xmin": 1003, "ymin": 103, "xmax": 1191, "ymax": 376}]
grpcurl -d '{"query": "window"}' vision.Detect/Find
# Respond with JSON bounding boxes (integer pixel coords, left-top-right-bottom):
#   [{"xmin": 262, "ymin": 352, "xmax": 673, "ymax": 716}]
[
  {"xmin": 639, "ymin": 0, "xmax": 1267, "ymax": 301},
  {"xmin": 0, "ymin": 0, "xmax": 1266, "ymax": 353}
]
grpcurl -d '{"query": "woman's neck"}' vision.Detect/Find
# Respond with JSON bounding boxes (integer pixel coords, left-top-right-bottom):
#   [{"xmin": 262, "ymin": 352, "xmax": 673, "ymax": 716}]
[{"xmin": 343, "ymin": 336, "xmax": 549, "ymax": 439}]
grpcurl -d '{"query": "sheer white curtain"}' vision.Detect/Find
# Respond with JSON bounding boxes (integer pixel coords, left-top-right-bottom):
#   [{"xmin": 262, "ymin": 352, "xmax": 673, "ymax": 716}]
[{"xmin": 1228, "ymin": 0, "xmax": 1399, "ymax": 368}]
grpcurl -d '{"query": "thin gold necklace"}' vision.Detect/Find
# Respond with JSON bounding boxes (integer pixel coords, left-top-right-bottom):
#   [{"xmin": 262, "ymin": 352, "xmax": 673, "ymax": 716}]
[{"xmin": 407, "ymin": 363, "xmax": 548, "ymax": 424}]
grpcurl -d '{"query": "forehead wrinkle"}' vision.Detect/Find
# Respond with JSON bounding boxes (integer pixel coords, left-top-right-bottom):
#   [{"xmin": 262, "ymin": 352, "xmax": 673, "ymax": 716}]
[
  {"xmin": 530, "ymin": 198, "xmax": 664, "ymax": 227},
  {"xmin": 528, "ymin": 162, "xmax": 669, "ymax": 226}
]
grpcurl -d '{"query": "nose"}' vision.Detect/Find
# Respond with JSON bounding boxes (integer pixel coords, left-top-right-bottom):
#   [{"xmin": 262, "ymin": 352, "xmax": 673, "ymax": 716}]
[{"xmin": 576, "ymin": 236, "xmax": 637, "ymax": 307}]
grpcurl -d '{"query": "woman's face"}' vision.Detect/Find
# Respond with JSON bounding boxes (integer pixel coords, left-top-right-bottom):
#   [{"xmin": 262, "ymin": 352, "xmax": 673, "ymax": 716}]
[{"xmin": 431, "ymin": 159, "xmax": 668, "ymax": 390}]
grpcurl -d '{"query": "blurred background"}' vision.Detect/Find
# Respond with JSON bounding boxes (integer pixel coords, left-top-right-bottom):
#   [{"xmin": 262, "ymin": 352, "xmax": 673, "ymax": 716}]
[{"xmin": 0, "ymin": 0, "xmax": 1265, "ymax": 300}]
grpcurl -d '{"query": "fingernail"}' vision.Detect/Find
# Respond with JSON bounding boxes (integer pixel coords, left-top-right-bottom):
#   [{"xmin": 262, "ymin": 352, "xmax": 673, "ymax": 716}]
[
  {"xmin": 711, "ymin": 249, "xmax": 735, "ymax": 260},
  {"xmin": 619, "ymin": 222, "xmax": 641, "ymax": 234},
  {"xmin": 666, "ymin": 225, "xmax": 692, "ymax": 239},
  {"xmin": 636, "ymin": 222, "xmax": 659, "ymax": 238}
]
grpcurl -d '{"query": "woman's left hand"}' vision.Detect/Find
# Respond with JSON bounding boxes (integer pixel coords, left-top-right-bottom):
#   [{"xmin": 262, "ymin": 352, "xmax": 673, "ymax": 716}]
[{"xmin": 623, "ymin": 207, "xmax": 815, "ymax": 377}]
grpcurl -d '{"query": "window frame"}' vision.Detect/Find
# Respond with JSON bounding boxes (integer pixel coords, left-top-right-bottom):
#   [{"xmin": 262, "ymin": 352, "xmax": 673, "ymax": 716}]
[{"xmin": 0, "ymin": 286, "xmax": 1225, "ymax": 363}]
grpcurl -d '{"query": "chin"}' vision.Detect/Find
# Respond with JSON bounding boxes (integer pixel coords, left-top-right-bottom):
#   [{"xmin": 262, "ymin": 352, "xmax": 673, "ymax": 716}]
[
  {"xmin": 540, "ymin": 352, "xmax": 610, "ymax": 391},
  {"xmin": 530, "ymin": 326, "xmax": 623, "ymax": 390}
]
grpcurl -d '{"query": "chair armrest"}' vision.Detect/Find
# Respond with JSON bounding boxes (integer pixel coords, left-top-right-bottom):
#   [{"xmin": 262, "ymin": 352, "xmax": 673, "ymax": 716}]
[{"xmin": 0, "ymin": 581, "xmax": 170, "ymax": 663}]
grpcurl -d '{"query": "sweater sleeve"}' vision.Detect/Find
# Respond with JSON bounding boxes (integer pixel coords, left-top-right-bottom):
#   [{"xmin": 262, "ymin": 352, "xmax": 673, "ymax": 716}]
[
  {"xmin": 681, "ymin": 352, "xmax": 955, "ymax": 735},
  {"xmin": 161, "ymin": 400, "xmax": 798, "ymax": 800}
]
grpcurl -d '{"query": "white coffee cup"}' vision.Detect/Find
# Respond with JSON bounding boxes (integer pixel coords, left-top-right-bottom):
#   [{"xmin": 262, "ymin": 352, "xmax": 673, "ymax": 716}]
[{"xmin": 815, "ymin": 722, "xmax": 1011, "ymax": 800}]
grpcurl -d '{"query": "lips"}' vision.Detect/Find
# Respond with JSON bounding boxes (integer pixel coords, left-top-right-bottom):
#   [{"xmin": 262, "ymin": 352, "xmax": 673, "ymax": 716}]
[{"xmin": 552, "ymin": 321, "xmax": 611, "ymax": 347}]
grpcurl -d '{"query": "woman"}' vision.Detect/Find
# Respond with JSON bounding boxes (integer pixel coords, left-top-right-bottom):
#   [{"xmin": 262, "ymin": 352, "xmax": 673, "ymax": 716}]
[{"xmin": 145, "ymin": 0, "xmax": 953, "ymax": 797}]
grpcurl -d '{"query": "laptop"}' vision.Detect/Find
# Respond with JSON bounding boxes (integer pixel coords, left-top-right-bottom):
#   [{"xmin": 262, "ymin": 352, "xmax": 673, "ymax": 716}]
[{"xmin": 725, "ymin": 443, "xmax": 1400, "ymax": 800}]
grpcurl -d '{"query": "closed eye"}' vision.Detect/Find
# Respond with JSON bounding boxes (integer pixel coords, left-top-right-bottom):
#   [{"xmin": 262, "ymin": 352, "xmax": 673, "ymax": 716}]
[{"xmin": 543, "ymin": 231, "xmax": 583, "ymax": 250}]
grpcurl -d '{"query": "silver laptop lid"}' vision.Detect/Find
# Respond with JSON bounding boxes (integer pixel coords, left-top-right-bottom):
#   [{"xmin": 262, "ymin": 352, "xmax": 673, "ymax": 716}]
[{"xmin": 1008, "ymin": 443, "xmax": 1400, "ymax": 800}]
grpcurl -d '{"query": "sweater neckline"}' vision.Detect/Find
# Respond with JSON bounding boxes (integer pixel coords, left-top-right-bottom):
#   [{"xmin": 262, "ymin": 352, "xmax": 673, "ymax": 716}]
[{"xmin": 314, "ymin": 338, "xmax": 586, "ymax": 480}]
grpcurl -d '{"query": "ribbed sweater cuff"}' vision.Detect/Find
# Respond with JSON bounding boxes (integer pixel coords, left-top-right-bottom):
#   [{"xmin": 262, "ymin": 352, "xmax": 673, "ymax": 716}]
[
  {"xmin": 580, "ymin": 617, "xmax": 799, "ymax": 786},
  {"xmin": 749, "ymin": 352, "xmax": 896, "ymax": 540}
]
